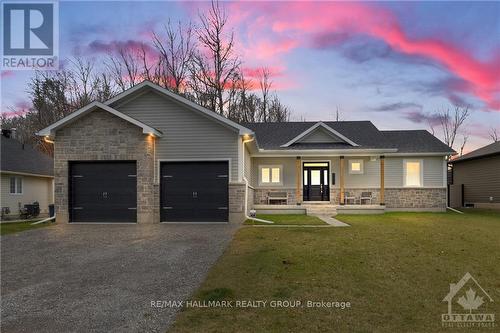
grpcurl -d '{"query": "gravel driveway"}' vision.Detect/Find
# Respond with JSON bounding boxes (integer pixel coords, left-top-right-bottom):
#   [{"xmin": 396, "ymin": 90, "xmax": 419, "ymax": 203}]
[{"xmin": 1, "ymin": 223, "xmax": 238, "ymax": 332}]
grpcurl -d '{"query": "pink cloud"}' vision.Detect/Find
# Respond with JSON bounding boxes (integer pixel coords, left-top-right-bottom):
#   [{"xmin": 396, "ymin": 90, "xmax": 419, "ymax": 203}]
[
  {"xmin": 0, "ymin": 70, "xmax": 14, "ymax": 79},
  {"xmin": 221, "ymin": 2, "xmax": 499, "ymax": 109},
  {"xmin": 87, "ymin": 39, "xmax": 159, "ymax": 64}
]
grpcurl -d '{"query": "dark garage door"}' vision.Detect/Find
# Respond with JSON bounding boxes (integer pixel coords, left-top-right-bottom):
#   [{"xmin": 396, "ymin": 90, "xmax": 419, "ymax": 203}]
[
  {"xmin": 161, "ymin": 161, "xmax": 229, "ymax": 222},
  {"xmin": 69, "ymin": 161, "xmax": 137, "ymax": 223}
]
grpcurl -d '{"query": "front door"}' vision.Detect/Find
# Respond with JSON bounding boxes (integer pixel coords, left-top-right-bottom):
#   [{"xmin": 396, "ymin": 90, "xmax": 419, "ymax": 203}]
[{"xmin": 303, "ymin": 162, "xmax": 330, "ymax": 201}]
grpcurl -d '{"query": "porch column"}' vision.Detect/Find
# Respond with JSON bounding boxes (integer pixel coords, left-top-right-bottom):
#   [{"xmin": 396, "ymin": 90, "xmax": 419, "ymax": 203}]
[
  {"xmin": 340, "ymin": 156, "xmax": 345, "ymax": 205},
  {"xmin": 380, "ymin": 156, "xmax": 385, "ymax": 205},
  {"xmin": 296, "ymin": 156, "xmax": 301, "ymax": 204}
]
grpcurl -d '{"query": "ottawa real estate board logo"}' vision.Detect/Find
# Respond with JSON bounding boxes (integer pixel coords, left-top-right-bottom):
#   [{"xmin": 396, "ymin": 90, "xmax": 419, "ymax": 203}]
[
  {"xmin": 1, "ymin": 1, "xmax": 59, "ymax": 70},
  {"xmin": 442, "ymin": 272, "xmax": 495, "ymax": 328}
]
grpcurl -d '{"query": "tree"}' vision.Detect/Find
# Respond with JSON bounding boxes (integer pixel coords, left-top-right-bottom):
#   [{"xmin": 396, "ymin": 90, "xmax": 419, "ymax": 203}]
[
  {"xmin": 106, "ymin": 46, "xmax": 141, "ymax": 92},
  {"xmin": 258, "ymin": 67, "xmax": 272, "ymax": 122},
  {"xmin": 489, "ymin": 127, "xmax": 499, "ymax": 142},
  {"xmin": 152, "ymin": 20, "xmax": 195, "ymax": 93},
  {"xmin": 459, "ymin": 134, "xmax": 469, "ymax": 156},
  {"xmin": 192, "ymin": 0, "xmax": 241, "ymax": 115},
  {"xmin": 435, "ymin": 106, "xmax": 471, "ymax": 151}
]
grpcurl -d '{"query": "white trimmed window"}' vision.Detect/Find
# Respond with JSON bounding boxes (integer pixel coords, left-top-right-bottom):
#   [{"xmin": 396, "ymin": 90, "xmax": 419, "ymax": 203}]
[
  {"xmin": 259, "ymin": 165, "xmax": 282, "ymax": 185},
  {"xmin": 348, "ymin": 159, "xmax": 364, "ymax": 174},
  {"xmin": 404, "ymin": 159, "xmax": 423, "ymax": 187},
  {"xmin": 9, "ymin": 176, "xmax": 23, "ymax": 194}
]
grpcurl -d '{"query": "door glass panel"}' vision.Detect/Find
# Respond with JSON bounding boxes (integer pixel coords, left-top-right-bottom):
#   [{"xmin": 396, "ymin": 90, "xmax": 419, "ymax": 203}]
[
  {"xmin": 311, "ymin": 170, "xmax": 321, "ymax": 185},
  {"xmin": 303, "ymin": 170, "xmax": 308, "ymax": 185},
  {"xmin": 323, "ymin": 170, "xmax": 328, "ymax": 185},
  {"xmin": 304, "ymin": 162, "xmax": 329, "ymax": 167}
]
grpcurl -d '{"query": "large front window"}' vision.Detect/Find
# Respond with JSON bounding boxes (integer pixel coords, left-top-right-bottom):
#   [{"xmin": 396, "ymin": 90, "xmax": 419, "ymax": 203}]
[
  {"xmin": 259, "ymin": 165, "xmax": 282, "ymax": 185},
  {"xmin": 404, "ymin": 160, "xmax": 422, "ymax": 187}
]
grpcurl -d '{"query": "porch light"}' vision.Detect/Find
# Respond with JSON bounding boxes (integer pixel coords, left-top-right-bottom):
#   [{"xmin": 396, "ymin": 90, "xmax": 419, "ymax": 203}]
[{"xmin": 44, "ymin": 136, "xmax": 54, "ymax": 144}]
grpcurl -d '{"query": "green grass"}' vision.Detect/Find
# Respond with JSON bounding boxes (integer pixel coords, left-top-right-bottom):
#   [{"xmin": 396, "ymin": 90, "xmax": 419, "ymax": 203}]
[
  {"xmin": 244, "ymin": 214, "xmax": 327, "ymax": 225},
  {"xmin": 0, "ymin": 220, "xmax": 53, "ymax": 235},
  {"xmin": 170, "ymin": 210, "xmax": 500, "ymax": 333}
]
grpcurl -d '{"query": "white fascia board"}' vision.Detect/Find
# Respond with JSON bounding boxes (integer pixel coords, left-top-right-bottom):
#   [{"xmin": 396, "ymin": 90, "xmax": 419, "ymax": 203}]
[
  {"xmin": 280, "ymin": 121, "xmax": 359, "ymax": 147},
  {"xmin": 384, "ymin": 152, "xmax": 454, "ymax": 157},
  {"xmin": 36, "ymin": 102, "xmax": 162, "ymax": 137},
  {"xmin": 251, "ymin": 148, "xmax": 398, "ymax": 157},
  {"xmin": 104, "ymin": 81, "xmax": 254, "ymax": 135}
]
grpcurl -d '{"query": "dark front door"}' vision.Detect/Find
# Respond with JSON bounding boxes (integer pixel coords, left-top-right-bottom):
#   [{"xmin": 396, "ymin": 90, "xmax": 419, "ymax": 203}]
[
  {"xmin": 160, "ymin": 161, "xmax": 229, "ymax": 222},
  {"xmin": 69, "ymin": 161, "xmax": 137, "ymax": 222},
  {"xmin": 303, "ymin": 162, "xmax": 330, "ymax": 201}
]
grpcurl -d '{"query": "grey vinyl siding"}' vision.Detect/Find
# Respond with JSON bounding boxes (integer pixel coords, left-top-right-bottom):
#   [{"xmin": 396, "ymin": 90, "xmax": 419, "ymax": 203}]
[
  {"xmin": 384, "ymin": 158, "xmax": 404, "ymax": 187},
  {"xmin": 244, "ymin": 145, "xmax": 252, "ymax": 181},
  {"xmin": 452, "ymin": 155, "xmax": 500, "ymax": 204},
  {"xmin": 115, "ymin": 91, "xmax": 240, "ymax": 182},
  {"xmin": 344, "ymin": 157, "xmax": 380, "ymax": 188},
  {"xmin": 423, "ymin": 156, "xmax": 445, "ymax": 186},
  {"xmin": 300, "ymin": 128, "xmax": 343, "ymax": 143},
  {"xmin": 251, "ymin": 156, "xmax": 445, "ymax": 189},
  {"xmin": 252, "ymin": 157, "xmax": 296, "ymax": 188},
  {"xmin": 385, "ymin": 157, "xmax": 445, "ymax": 187}
]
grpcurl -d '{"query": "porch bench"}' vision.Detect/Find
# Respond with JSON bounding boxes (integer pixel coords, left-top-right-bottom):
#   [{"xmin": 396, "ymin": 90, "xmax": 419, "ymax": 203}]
[{"xmin": 267, "ymin": 191, "xmax": 288, "ymax": 205}]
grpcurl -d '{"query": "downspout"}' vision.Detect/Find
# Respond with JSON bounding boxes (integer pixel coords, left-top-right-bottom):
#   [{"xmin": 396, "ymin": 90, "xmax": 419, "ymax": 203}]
[{"xmin": 242, "ymin": 136, "xmax": 273, "ymax": 224}]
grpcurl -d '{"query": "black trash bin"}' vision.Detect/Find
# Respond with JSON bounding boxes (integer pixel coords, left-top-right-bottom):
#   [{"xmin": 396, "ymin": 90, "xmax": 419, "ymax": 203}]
[{"xmin": 49, "ymin": 204, "xmax": 55, "ymax": 217}]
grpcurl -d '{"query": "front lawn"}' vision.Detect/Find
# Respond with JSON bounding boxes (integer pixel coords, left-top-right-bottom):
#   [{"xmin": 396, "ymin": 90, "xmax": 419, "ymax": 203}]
[
  {"xmin": 170, "ymin": 210, "xmax": 500, "ymax": 332},
  {"xmin": 244, "ymin": 214, "xmax": 327, "ymax": 225},
  {"xmin": 0, "ymin": 221, "xmax": 53, "ymax": 235}
]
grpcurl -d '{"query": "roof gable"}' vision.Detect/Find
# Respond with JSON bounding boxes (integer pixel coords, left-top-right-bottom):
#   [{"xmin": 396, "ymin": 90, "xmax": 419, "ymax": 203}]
[
  {"xmin": 105, "ymin": 81, "xmax": 253, "ymax": 135},
  {"xmin": 37, "ymin": 102, "xmax": 162, "ymax": 137},
  {"xmin": 281, "ymin": 122, "xmax": 359, "ymax": 147},
  {"xmin": 297, "ymin": 126, "xmax": 346, "ymax": 144}
]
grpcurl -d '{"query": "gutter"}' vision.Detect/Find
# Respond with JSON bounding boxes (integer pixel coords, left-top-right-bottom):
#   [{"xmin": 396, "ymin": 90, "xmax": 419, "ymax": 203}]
[{"xmin": 242, "ymin": 136, "xmax": 274, "ymax": 224}]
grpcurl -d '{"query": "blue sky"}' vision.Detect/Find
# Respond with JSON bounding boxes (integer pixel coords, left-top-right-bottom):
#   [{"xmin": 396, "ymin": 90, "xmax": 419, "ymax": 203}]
[{"xmin": 1, "ymin": 1, "xmax": 499, "ymax": 152}]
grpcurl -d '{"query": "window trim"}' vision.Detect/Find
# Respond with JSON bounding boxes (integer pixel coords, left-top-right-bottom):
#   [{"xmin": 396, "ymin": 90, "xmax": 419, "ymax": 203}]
[
  {"xmin": 9, "ymin": 176, "xmax": 23, "ymax": 195},
  {"xmin": 348, "ymin": 159, "xmax": 364, "ymax": 174},
  {"xmin": 258, "ymin": 165, "xmax": 283, "ymax": 186},
  {"xmin": 403, "ymin": 159, "xmax": 424, "ymax": 187}
]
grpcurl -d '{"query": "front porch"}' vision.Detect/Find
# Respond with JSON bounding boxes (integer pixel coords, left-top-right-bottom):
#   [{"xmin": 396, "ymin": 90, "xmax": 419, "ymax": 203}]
[{"xmin": 253, "ymin": 203, "xmax": 386, "ymax": 215}]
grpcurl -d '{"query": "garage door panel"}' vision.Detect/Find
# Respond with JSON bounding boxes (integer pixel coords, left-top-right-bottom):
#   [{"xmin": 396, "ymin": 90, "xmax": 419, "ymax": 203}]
[
  {"xmin": 161, "ymin": 161, "xmax": 228, "ymax": 222},
  {"xmin": 70, "ymin": 162, "xmax": 137, "ymax": 223}
]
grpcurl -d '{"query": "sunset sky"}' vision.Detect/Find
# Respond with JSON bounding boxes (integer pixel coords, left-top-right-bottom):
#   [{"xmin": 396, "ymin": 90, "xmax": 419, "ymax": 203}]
[{"xmin": 1, "ymin": 1, "xmax": 499, "ymax": 152}]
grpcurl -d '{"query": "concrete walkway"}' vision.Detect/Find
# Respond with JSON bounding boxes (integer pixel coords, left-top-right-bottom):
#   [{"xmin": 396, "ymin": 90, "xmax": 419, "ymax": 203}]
[{"xmin": 315, "ymin": 215, "xmax": 350, "ymax": 227}]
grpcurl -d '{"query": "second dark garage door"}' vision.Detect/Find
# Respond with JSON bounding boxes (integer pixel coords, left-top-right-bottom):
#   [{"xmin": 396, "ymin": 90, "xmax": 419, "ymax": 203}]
[
  {"xmin": 69, "ymin": 161, "xmax": 137, "ymax": 223},
  {"xmin": 160, "ymin": 161, "xmax": 229, "ymax": 222}
]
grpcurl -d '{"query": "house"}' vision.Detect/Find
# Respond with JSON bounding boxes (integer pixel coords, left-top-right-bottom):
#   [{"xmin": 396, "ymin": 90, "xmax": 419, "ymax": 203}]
[
  {"xmin": 448, "ymin": 141, "xmax": 500, "ymax": 209},
  {"xmin": 1, "ymin": 130, "xmax": 54, "ymax": 219},
  {"xmin": 37, "ymin": 81, "xmax": 454, "ymax": 224}
]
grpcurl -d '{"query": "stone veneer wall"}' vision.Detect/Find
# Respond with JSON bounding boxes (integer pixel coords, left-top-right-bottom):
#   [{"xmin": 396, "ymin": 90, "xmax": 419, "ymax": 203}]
[
  {"xmin": 385, "ymin": 188, "xmax": 446, "ymax": 209},
  {"xmin": 254, "ymin": 188, "xmax": 297, "ymax": 205},
  {"xmin": 229, "ymin": 183, "xmax": 246, "ymax": 223},
  {"xmin": 254, "ymin": 187, "xmax": 446, "ymax": 210},
  {"xmin": 342, "ymin": 188, "xmax": 381, "ymax": 205},
  {"xmin": 54, "ymin": 109, "xmax": 155, "ymax": 223}
]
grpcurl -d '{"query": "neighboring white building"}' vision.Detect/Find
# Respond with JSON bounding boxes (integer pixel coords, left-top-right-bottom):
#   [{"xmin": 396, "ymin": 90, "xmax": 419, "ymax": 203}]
[{"xmin": 1, "ymin": 130, "xmax": 54, "ymax": 219}]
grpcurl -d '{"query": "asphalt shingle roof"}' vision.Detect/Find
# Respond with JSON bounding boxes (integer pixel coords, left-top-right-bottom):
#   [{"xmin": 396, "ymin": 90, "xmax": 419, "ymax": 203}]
[
  {"xmin": 1, "ymin": 137, "xmax": 53, "ymax": 176},
  {"xmin": 450, "ymin": 141, "xmax": 500, "ymax": 163},
  {"xmin": 242, "ymin": 121, "xmax": 455, "ymax": 154}
]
